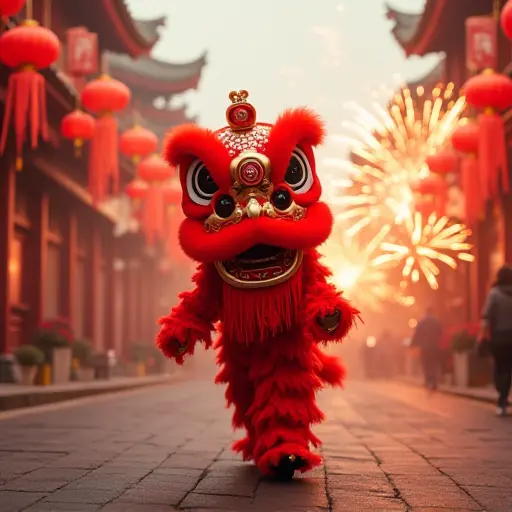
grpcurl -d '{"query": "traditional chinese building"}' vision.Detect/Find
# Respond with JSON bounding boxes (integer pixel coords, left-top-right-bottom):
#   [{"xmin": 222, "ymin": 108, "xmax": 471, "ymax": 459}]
[
  {"xmin": 0, "ymin": 1, "xmax": 206, "ymax": 366},
  {"xmin": 387, "ymin": 0, "xmax": 512, "ymax": 322},
  {"xmin": 107, "ymin": 51, "xmax": 205, "ymax": 139}
]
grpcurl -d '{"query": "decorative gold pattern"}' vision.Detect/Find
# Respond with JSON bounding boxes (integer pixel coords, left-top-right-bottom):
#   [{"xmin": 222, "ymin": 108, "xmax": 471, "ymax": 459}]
[
  {"xmin": 217, "ymin": 125, "xmax": 270, "ymax": 157},
  {"xmin": 215, "ymin": 249, "xmax": 303, "ymax": 289},
  {"xmin": 204, "ymin": 201, "xmax": 244, "ymax": 233}
]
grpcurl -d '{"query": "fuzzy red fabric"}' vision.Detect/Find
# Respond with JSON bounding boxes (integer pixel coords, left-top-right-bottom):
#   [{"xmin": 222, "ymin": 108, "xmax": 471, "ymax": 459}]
[
  {"xmin": 157, "ymin": 251, "xmax": 358, "ymax": 476},
  {"xmin": 157, "ymin": 105, "xmax": 358, "ymax": 478}
]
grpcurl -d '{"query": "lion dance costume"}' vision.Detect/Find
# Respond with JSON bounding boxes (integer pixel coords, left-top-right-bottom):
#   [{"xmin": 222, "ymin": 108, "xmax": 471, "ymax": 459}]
[{"xmin": 157, "ymin": 90, "xmax": 359, "ymax": 480}]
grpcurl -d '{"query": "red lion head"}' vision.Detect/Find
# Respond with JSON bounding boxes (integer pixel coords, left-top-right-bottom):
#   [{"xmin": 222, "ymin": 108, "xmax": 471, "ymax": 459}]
[{"xmin": 163, "ymin": 90, "xmax": 333, "ymax": 289}]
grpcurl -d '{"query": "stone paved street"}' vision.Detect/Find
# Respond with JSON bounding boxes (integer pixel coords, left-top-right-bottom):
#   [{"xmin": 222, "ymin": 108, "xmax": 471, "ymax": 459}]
[{"xmin": 0, "ymin": 379, "xmax": 511, "ymax": 512}]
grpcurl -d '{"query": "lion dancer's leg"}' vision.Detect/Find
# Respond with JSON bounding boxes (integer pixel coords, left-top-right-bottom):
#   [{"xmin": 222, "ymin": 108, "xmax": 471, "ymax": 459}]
[
  {"xmin": 215, "ymin": 336, "xmax": 256, "ymax": 461},
  {"xmin": 246, "ymin": 329, "xmax": 324, "ymax": 480},
  {"xmin": 312, "ymin": 344, "xmax": 346, "ymax": 387}
]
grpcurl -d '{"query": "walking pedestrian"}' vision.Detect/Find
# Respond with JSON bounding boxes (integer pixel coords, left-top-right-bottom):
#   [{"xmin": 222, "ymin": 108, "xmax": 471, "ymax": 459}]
[
  {"xmin": 479, "ymin": 265, "xmax": 512, "ymax": 416},
  {"xmin": 411, "ymin": 307, "xmax": 443, "ymax": 390}
]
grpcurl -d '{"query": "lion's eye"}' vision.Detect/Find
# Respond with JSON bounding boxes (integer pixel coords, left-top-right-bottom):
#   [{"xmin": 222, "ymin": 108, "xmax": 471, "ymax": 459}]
[
  {"xmin": 285, "ymin": 147, "xmax": 313, "ymax": 194},
  {"xmin": 186, "ymin": 160, "xmax": 219, "ymax": 205}
]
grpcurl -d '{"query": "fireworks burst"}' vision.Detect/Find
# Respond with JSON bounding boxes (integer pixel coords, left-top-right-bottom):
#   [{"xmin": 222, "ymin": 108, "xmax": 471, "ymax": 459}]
[
  {"xmin": 372, "ymin": 212, "xmax": 475, "ymax": 290},
  {"xmin": 322, "ymin": 225, "xmax": 402, "ymax": 312},
  {"xmin": 334, "ymin": 83, "xmax": 467, "ymax": 235}
]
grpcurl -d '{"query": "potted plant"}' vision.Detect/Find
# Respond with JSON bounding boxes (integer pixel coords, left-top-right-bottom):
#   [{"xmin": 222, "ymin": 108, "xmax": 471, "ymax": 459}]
[
  {"xmin": 14, "ymin": 345, "xmax": 44, "ymax": 385},
  {"xmin": 72, "ymin": 340, "xmax": 95, "ymax": 382},
  {"xmin": 451, "ymin": 330, "xmax": 476, "ymax": 387},
  {"xmin": 130, "ymin": 343, "xmax": 148, "ymax": 377},
  {"xmin": 147, "ymin": 345, "xmax": 166, "ymax": 375},
  {"xmin": 33, "ymin": 319, "xmax": 73, "ymax": 385}
]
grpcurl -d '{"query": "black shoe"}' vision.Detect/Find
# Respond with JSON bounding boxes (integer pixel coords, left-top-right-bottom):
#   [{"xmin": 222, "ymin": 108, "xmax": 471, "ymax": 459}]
[{"xmin": 274, "ymin": 455, "xmax": 302, "ymax": 481}]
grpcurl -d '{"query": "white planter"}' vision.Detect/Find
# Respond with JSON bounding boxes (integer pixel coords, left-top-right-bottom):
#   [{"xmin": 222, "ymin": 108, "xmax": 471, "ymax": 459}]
[
  {"xmin": 76, "ymin": 367, "xmax": 95, "ymax": 382},
  {"xmin": 52, "ymin": 347, "xmax": 72, "ymax": 384},
  {"xmin": 452, "ymin": 352, "xmax": 470, "ymax": 387},
  {"xmin": 19, "ymin": 366, "xmax": 37, "ymax": 386}
]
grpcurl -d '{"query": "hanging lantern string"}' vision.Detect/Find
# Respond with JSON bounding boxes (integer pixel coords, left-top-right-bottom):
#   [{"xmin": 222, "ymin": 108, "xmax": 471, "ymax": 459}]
[
  {"xmin": 133, "ymin": 108, "xmax": 141, "ymax": 127},
  {"xmin": 43, "ymin": 0, "xmax": 52, "ymax": 28},
  {"xmin": 493, "ymin": 0, "xmax": 501, "ymax": 19},
  {"xmin": 101, "ymin": 52, "xmax": 108, "ymax": 75},
  {"xmin": 26, "ymin": 0, "xmax": 32, "ymax": 19}
]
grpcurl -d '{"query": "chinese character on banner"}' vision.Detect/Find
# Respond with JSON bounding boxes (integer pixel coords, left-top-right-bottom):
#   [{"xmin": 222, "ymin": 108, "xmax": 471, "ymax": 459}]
[
  {"xmin": 465, "ymin": 16, "xmax": 497, "ymax": 72},
  {"xmin": 66, "ymin": 27, "xmax": 98, "ymax": 77}
]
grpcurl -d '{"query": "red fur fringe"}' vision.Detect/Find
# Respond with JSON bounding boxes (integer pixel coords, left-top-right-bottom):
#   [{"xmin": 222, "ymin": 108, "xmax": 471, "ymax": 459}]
[
  {"xmin": 163, "ymin": 124, "xmax": 233, "ymax": 190},
  {"xmin": 221, "ymin": 269, "xmax": 303, "ymax": 343},
  {"xmin": 156, "ymin": 263, "xmax": 221, "ymax": 364},
  {"xmin": 266, "ymin": 108, "xmax": 326, "ymax": 184}
]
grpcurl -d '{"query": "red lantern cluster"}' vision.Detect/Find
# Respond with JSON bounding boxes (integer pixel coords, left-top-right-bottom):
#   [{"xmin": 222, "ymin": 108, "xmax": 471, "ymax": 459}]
[
  {"xmin": 451, "ymin": 122, "xmax": 482, "ymax": 227},
  {"xmin": 125, "ymin": 178, "xmax": 149, "ymax": 204},
  {"xmin": 81, "ymin": 74, "xmax": 131, "ymax": 204},
  {"xmin": 137, "ymin": 155, "xmax": 175, "ymax": 247},
  {"xmin": 463, "ymin": 68, "xmax": 512, "ymax": 203},
  {"xmin": 160, "ymin": 179, "xmax": 185, "ymax": 262},
  {"xmin": 501, "ymin": 0, "xmax": 512, "ymax": 41},
  {"xmin": 412, "ymin": 174, "xmax": 447, "ymax": 218},
  {"xmin": 120, "ymin": 125, "xmax": 158, "ymax": 164},
  {"xmin": 0, "ymin": 0, "xmax": 24, "ymax": 19},
  {"xmin": 0, "ymin": 19, "xmax": 60, "ymax": 170},
  {"xmin": 426, "ymin": 149, "xmax": 459, "ymax": 175},
  {"xmin": 60, "ymin": 109, "xmax": 95, "ymax": 157}
]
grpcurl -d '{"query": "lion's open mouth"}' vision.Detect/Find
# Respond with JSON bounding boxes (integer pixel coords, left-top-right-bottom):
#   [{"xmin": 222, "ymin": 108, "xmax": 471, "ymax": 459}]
[{"xmin": 214, "ymin": 244, "xmax": 303, "ymax": 288}]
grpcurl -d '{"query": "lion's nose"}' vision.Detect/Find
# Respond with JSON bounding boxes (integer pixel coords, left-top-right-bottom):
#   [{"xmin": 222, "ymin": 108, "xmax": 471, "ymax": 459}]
[{"xmin": 246, "ymin": 197, "xmax": 262, "ymax": 218}]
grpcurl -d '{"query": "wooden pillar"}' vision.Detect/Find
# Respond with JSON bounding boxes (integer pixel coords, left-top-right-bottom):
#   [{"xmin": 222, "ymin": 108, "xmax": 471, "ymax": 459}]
[
  {"xmin": 134, "ymin": 261, "xmax": 142, "ymax": 341},
  {"xmin": 25, "ymin": 189, "xmax": 49, "ymax": 334},
  {"xmin": 0, "ymin": 165, "xmax": 16, "ymax": 353},
  {"xmin": 62, "ymin": 213, "xmax": 77, "ymax": 329},
  {"xmin": 503, "ymin": 195, "xmax": 512, "ymax": 263},
  {"xmin": 104, "ymin": 236, "xmax": 116, "ymax": 351},
  {"xmin": 85, "ymin": 225, "xmax": 101, "ymax": 350},
  {"xmin": 122, "ymin": 254, "xmax": 138, "ymax": 358}
]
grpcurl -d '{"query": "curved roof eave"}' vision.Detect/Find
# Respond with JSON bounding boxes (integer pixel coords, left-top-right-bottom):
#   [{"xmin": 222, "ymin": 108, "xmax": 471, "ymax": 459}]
[
  {"xmin": 102, "ymin": 0, "xmax": 165, "ymax": 56},
  {"xmin": 386, "ymin": 0, "xmax": 448, "ymax": 57},
  {"xmin": 107, "ymin": 51, "xmax": 207, "ymax": 93}
]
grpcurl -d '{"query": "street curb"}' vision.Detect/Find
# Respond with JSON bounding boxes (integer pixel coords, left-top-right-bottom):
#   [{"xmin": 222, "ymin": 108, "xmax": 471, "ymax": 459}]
[
  {"xmin": 397, "ymin": 377, "xmax": 495, "ymax": 404},
  {"xmin": 0, "ymin": 375, "xmax": 178, "ymax": 412}
]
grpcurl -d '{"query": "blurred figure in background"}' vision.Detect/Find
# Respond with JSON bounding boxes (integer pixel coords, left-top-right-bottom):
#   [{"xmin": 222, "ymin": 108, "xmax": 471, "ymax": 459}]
[
  {"xmin": 479, "ymin": 265, "xmax": 512, "ymax": 416},
  {"xmin": 411, "ymin": 307, "xmax": 443, "ymax": 390}
]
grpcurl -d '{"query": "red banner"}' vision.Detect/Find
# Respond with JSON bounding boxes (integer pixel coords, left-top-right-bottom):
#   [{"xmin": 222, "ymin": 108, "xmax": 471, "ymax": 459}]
[
  {"xmin": 465, "ymin": 16, "xmax": 497, "ymax": 72},
  {"xmin": 66, "ymin": 27, "xmax": 98, "ymax": 77}
]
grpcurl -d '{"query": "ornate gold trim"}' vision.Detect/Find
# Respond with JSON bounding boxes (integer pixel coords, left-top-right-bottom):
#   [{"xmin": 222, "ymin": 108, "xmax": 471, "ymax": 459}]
[
  {"xmin": 214, "ymin": 250, "xmax": 303, "ymax": 289},
  {"xmin": 230, "ymin": 152, "xmax": 271, "ymax": 187}
]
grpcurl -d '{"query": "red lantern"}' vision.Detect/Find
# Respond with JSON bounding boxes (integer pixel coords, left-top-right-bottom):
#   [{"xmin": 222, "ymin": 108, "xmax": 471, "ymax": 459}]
[
  {"xmin": 426, "ymin": 149, "xmax": 459, "ymax": 175},
  {"xmin": 60, "ymin": 109, "xmax": 95, "ymax": 157},
  {"xmin": 120, "ymin": 125, "xmax": 158, "ymax": 164},
  {"xmin": 125, "ymin": 178, "xmax": 148, "ymax": 207},
  {"xmin": 451, "ymin": 122, "xmax": 479, "ymax": 154},
  {"xmin": 413, "ymin": 175, "xmax": 447, "ymax": 218},
  {"xmin": 81, "ymin": 75, "xmax": 131, "ymax": 205},
  {"xmin": 137, "ymin": 155, "xmax": 174, "ymax": 247},
  {"xmin": 0, "ymin": 20, "xmax": 60, "ymax": 170},
  {"xmin": 463, "ymin": 69, "xmax": 512, "ymax": 200},
  {"xmin": 137, "ymin": 154, "xmax": 174, "ymax": 183},
  {"xmin": 501, "ymin": 0, "xmax": 512, "ymax": 41},
  {"xmin": 161, "ymin": 179, "xmax": 181, "ymax": 208},
  {"xmin": 451, "ymin": 122, "xmax": 482, "ymax": 227},
  {"xmin": 161, "ymin": 180, "xmax": 186, "ymax": 264},
  {"xmin": 0, "ymin": 0, "xmax": 24, "ymax": 18}
]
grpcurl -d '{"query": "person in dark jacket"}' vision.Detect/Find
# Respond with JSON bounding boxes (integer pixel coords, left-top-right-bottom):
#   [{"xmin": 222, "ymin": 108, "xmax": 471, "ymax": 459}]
[
  {"xmin": 479, "ymin": 265, "xmax": 512, "ymax": 416},
  {"xmin": 411, "ymin": 307, "xmax": 443, "ymax": 390}
]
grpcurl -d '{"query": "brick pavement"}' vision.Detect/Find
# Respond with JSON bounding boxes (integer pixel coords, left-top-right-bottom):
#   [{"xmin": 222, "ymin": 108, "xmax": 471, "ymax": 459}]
[{"xmin": 0, "ymin": 379, "xmax": 511, "ymax": 512}]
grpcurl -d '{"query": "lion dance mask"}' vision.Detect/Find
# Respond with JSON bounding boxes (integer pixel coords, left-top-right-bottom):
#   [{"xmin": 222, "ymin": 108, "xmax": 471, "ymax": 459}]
[{"xmin": 157, "ymin": 90, "xmax": 359, "ymax": 480}]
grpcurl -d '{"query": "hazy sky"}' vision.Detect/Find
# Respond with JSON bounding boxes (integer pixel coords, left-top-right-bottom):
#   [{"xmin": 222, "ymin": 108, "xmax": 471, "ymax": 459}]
[{"xmin": 126, "ymin": 0, "xmax": 439, "ymax": 179}]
